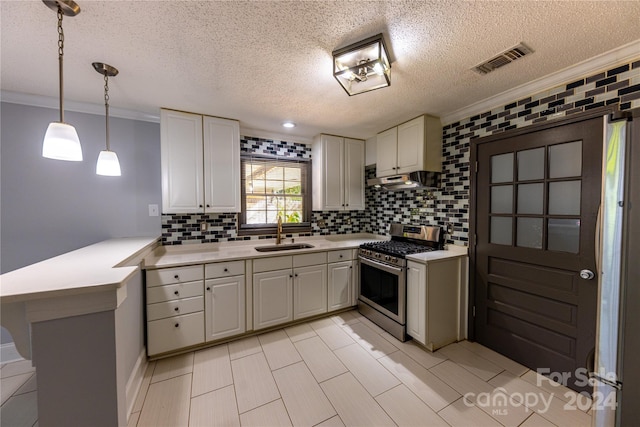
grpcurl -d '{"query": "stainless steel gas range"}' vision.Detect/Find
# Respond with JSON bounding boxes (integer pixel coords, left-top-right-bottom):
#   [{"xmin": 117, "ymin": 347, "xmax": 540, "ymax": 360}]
[{"xmin": 358, "ymin": 223, "xmax": 444, "ymax": 341}]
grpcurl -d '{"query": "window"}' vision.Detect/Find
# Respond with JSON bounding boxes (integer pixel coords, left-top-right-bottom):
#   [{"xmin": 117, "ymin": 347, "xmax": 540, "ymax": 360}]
[{"xmin": 239, "ymin": 156, "xmax": 311, "ymax": 235}]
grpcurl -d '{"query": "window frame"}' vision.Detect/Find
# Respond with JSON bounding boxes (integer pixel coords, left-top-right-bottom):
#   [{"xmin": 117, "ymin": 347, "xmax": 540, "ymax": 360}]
[{"xmin": 238, "ymin": 155, "xmax": 312, "ymax": 236}]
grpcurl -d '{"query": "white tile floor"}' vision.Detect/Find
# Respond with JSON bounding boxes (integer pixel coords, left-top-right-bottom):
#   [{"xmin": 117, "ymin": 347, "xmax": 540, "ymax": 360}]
[{"xmin": 0, "ymin": 309, "xmax": 594, "ymax": 427}]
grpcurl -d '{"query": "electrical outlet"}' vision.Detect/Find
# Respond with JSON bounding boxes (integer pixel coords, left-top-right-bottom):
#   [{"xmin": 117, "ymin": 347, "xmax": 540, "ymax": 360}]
[
  {"xmin": 200, "ymin": 222, "xmax": 208, "ymax": 232},
  {"xmin": 410, "ymin": 208, "xmax": 419, "ymax": 215},
  {"xmin": 148, "ymin": 204, "xmax": 159, "ymax": 217}
]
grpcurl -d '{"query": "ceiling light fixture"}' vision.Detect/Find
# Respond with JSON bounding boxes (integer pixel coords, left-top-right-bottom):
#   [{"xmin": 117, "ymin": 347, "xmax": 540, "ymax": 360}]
[
  {"xmin": 282, "ymin": 122, "xmax": 296, "ymax": 128},
  {"xmin": 93, "ymin": 62, "xmax": 121, "ymax": 176},
  {"xmin": 332, "ymin": 33, "xmax": 391, "ymax": 96},
  {"xmin": 42, "ymin": 0, "xmax": 83, "ymax": 161}
]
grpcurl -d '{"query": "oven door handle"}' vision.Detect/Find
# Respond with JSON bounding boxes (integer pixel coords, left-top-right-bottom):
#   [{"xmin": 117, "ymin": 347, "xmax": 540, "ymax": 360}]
[{"xmin": 359, "ymin": 256, "xmax": 403, "ymax": 275}]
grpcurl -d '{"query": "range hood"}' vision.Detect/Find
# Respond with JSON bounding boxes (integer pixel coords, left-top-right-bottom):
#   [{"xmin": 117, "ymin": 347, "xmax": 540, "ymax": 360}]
[{"xmin": 367, "ymin": 171, "xmax": 441, "ymax": 191}]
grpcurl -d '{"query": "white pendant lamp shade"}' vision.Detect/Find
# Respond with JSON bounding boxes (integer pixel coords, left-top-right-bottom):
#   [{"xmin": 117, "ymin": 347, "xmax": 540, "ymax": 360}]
[
  {"xmin": 42, "ymin": 122, "xmax": 83, "ymax": 161},
  {"xmin": 96, "ymin": 150, "xmax": 121, "ymax": 176}
]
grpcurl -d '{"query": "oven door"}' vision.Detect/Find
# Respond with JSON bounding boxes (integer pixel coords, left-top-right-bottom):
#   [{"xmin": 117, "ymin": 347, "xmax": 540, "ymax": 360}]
[{"xmin": 358, "ymin": 256, "xmax": 405, "ymax": 324}]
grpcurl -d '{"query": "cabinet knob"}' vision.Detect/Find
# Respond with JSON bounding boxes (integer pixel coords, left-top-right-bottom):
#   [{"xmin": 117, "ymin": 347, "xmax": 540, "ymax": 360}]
[
  {"xmin": 289, "ymin": 274, "xmax": 293, "ymax": 278},
  {"xmin": 295, "ymin": 273, "xmax": 298, "ymax": 277},
  {"xmin": 199, "ymin": 204, "xmax": 203, "ymax": 208},
  {"xmin": 174, "ymin": 307, "xmax": 179, "ymax": 312},
  {"xmin": 339, "ymin": 254, "xmax": 343, "ymax": 258},
  {"xmin": 206, "ymin": 286, "xmax": 211, "ymax": 291},
  {"xmin": 224, "ymin": 268, "xmax": 228, "ymax": 272},
  {"xmin": 174, "ymin": 274, "xmax": 179, "ymax": 279},
  {"xmin": 174, "ymin": 323, "xmax": 180, "ymax": 328},
  {"xmin": 174, "ymin": 291, "xmax": 179, "ymax": 296}
]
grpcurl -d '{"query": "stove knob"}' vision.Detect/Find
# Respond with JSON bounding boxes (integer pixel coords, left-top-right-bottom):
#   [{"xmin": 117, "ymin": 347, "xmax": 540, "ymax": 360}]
[
  {"xmin": 391, "ymin": 257, "xmax": 398, "ymax": 264},
  {"xmin": 375, "ymin": 253, "xmax": 381, "ymax": 258},
  {"xmin": 385, "ymin": 255, "xmax": 390, "ymax": 261}
]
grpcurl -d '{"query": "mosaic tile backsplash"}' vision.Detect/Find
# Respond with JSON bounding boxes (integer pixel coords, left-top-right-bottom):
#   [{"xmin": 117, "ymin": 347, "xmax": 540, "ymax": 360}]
[{"xmin": 162, "ymin": 59, "xmax": 640, "ymax": 246}]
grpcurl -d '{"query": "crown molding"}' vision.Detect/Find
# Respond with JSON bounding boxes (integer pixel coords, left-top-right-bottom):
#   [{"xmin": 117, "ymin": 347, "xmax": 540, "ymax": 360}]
[
  {"xmin": 441, "ymin": 39, "xmax": 640, "ymax": 125},
  {"xmin": 0, "ymin": 90, "xmax": 160, "ymax": 123}
]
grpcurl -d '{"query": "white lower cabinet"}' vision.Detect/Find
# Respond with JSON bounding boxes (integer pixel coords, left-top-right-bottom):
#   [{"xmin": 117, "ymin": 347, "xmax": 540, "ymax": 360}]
[
  {"xmin": 406, "ymin": 259, "xmax": 460, "ymax": 351},
  {"xmin": 147, "ymin": 312, "xmax": 205, "ymax": 356},
  {"xmin": 293, "ymin": 265, "xmax": 327, "ymax": 320},
  {"xmin": 328, "ymin": 260, "xmax": 352, "ymax": 311},
  {"xmin": 205, "ymin": 275, "xmax": 245, "ymax": 341},
  {"xmin": 253, "ymin": 269, "xmax": 293, "ymax": 330}
]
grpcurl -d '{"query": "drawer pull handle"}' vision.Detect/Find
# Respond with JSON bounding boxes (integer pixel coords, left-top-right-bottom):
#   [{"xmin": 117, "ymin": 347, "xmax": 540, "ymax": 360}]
[
  {"xmin": 206, "ymin": 286, "xmax": 211, "ymax": 291},
  {"xmin": 174, "ymin": 275, "xmax": 179, "ymax": 279},
  {"xmin": 174, "ymin": 307, "xmax": 179, "ymax": 312},
  {"xmin": 224, "ymin": 268, "xmax": 228, "ymax": 272},
  {"xmin": 339, "ymin": 254, "xmax": 343, "ymax": 258},
  {"xmin": 175, "ymin": 323, "xmax": 179, "ymax": 328},
  {"xmin": 174, "ymin": 291, "xmax": 179, "ymax": 296}
]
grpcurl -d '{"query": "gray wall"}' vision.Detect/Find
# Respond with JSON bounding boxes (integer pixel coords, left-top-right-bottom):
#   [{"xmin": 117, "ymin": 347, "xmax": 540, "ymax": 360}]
[{"xmin": 0, "ymin": 101, "xmax": 162, "ymax": 343}]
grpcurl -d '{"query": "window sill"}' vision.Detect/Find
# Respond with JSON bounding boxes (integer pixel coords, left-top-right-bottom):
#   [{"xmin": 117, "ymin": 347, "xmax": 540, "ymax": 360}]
[{"xmin": 238, "ymin": 223, "xmax": 312, "ymax": 237}]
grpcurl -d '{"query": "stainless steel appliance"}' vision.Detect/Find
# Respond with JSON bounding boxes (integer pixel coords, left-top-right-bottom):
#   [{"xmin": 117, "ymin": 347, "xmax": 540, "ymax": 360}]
[
  {"xmin": 358, "ymin": 223, "xmax": 443, "ymax": 341},
  {"xmin": 591, "ymin": 109, "xmax": 640, "ymax": 427}
]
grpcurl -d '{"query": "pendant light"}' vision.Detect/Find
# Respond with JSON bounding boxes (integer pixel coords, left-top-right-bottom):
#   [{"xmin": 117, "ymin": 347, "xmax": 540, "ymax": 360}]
[
  {"xmin": 93, "ymin": 62, "xmax": 121, "ymax": 176},
  {"xmin": 42, "ymin": 0, "xmax": 83, "ymax": 161}
]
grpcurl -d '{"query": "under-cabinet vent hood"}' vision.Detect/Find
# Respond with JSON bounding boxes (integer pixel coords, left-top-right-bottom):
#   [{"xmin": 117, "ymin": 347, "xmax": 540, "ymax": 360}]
[{"xmin": 367, "ymin": 171, "xmax": 441, "ymax": 191}]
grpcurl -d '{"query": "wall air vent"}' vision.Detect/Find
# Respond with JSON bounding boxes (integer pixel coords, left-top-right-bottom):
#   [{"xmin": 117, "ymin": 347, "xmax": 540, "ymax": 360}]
[{"xmin": 473, "ymin": 43, "xmax": 534, "ymax": 75}]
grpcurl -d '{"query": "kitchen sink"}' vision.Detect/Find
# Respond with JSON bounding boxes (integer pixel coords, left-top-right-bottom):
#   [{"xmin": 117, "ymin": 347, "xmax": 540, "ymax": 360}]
[{"xmin": 255, "ymin": 243, "xmax": 314, "ymax": 252}]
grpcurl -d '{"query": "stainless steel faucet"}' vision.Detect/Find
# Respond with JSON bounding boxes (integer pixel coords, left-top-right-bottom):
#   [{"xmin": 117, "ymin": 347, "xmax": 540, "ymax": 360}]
[{"xmin": 276, "ymin": 215, "xmax": 283, "ymax": 244}]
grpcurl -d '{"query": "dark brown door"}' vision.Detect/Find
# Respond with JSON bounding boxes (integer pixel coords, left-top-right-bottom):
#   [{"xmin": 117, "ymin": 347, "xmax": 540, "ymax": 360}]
[{"xmin": 472, "ymin": 114, "xmax": 604, "ymax": 393}]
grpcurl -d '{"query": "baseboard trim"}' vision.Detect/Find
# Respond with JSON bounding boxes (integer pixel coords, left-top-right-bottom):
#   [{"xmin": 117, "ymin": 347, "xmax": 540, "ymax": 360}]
[
  {"xmin": 125, "ymin": 347, "xmax": 148, "ymax": 422},
  {"xmin": 0, "ymin": 342, "xmax": 21, "ymax": 363}
]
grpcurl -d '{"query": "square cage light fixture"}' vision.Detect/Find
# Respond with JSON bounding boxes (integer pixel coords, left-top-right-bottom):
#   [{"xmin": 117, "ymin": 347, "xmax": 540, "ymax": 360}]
[{"xmin": 332, "ymin": 33, "xmax": 391, "ymax": 96}]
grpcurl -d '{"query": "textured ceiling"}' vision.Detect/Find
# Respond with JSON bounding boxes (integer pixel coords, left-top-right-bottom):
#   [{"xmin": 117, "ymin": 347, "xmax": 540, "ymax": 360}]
[{"xmin": 1, "ymin": 1, "xmax": 640, "ymax": 140}]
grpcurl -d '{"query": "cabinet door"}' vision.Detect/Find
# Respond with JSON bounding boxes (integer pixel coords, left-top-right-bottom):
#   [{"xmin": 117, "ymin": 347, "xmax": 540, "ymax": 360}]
[
  {"xmin": 203, "ymin": 116, "xmax": 241, "ymax": 213},
  {"xmin": 160, "ymin": 110, "xmax": 204, "ymax": 213},
  {"xmin": 344, "ymin": 138, "xmax": 365, "ymax": 210},
  {"xmin": 293, "ymin": 265, "xmax": 327, "ymax": 320},
  {"xmin": 253, "ymin": 269, "xmax": 293, "ymax": 330},
  {"xmin": 328, "ymin": 261, "xmax": 353, "ymax": 311},
  {"xmin": 376, "ymin": 127, "xmax": 398, "ymax": 177},
  {"xmin": 205, "ymin": 276, "xmax": 245, "ymax": 341},
  {"xmin": 397, "ymin": 116, "xmax": 425, "ymax": 174},
  {"xmin": 406, "ymin": 261, "xmax": 426, "ymax": 345},
  {"xmin": 322, "ymin": 135, "xmax": 345, "ymax": 210}
]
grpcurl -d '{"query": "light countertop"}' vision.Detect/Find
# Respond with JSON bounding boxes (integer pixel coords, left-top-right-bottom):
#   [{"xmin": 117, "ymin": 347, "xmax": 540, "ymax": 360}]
[
  {"xmin": 406, "ymin": 244, "xmax": 468, "ymax": 263},
  {"xmin": 0, "ymin": 236, "xmax": 159, "ymax": 303},
  {"xmin": 144, "ymin": 233, "xmax": 388, "ymax": 269}
]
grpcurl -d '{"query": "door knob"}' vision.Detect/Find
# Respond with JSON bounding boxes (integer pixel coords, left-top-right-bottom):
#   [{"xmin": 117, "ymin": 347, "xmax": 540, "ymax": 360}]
[{"xmin": 580, "ymin": 269, "xmax": 595, "ymax": 280}]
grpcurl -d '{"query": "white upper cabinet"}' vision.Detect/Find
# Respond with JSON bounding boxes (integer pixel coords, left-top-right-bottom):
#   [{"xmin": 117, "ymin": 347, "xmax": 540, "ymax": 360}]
[
  {"xmin": 376, "ymin": 115, "xmax": 442, "ymax": 177},
  {"xmin": 312, "ymin": 134, "xmax": 365, "ymax": 211},
  {"xmin": 161, "ymin": 110, "xmax": 204, "ymax": 213},
  {"xmin": 161, "ymin": 109, "xmax": 240, "ymax": 214},
  {"xmin": 203, "ymin": 116, "xmax": 240, "ymax": 213}
]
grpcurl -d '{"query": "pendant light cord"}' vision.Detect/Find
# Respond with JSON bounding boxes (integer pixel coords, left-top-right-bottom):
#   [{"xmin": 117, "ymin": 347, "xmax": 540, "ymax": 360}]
[
  {"xmin": 57, "ymin": 6, "xmax": 65, "ymax": 123},
  {"xmin": 104, "ymin": 74, "xmax": 110, "ymax": 151}
]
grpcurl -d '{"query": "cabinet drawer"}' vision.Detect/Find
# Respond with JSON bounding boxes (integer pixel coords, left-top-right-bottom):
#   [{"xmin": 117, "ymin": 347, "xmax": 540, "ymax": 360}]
[
  {"xmin": 205, "ymin": 260, "xmax": 245, "ymax": 278},
  {"xmin": 253, "ymin": 256, "xmax": 292, "ymax": 273},
  {"xmin": 147, "ymin": 296, "xmax": 204, "ymax": 321},
  {"xmin": 147, "ymin": 281, "xmax": 203, "ymax": 304},
  {"xmin": 146, "ymin": 265, "xmax": 203, "ymax": 287},
  {"xmin": 328, "ymin": 249, "xmax": 352, "ymax": 263},
  {"xmin": 293, "ymin": 252, "xmax": 327, "ymax": 267},
  {"xmin": 147, "ymin": 311, "xmax": 204, "ymax": 356}
]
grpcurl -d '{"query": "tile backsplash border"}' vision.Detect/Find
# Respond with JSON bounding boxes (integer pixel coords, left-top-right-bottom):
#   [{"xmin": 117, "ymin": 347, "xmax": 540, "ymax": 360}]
[{"xmin": 162, "ymin": 59, "xmax": 639, "ymax": 246}]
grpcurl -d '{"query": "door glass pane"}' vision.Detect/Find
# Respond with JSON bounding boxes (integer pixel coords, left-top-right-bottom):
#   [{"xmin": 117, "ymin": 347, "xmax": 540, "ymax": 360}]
[
  {"xmin": 548, "ymin": 218, "xmax": 581, "ymax": 253},
  {"xmin": 517, "ymin": 183, "xmax": 544, "ymax": 214},
  {"xmin": 491, "ymin": 153, "xmax": 514, "ymax": 183},
  {"xmin": 517, "ymin": 218, "xmax": 543, "ymax": 249},
  {"xmin": 491, "ymin": 185, "xmax": 513, "ymax": 214},
  {"xmin": 491, "ymin": 217, "xmax": 512, "ymax": 245},
  {"xmin": 549, "ymin": 141, "xmax": 582, "ymax": 178},
  {"xmin": 549, "ymin": 181, "xmax": 581, "ymax": 215},
  {"xmin": 518, "ymin": 148, "xmax": 545, "ymax": 181}
]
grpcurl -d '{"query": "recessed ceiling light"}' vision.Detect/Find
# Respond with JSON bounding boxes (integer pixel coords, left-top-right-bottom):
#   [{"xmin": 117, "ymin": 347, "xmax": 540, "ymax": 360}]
[{"xmin": 282, "ymin": 122, "xmax": 296, "ymax": 128}]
